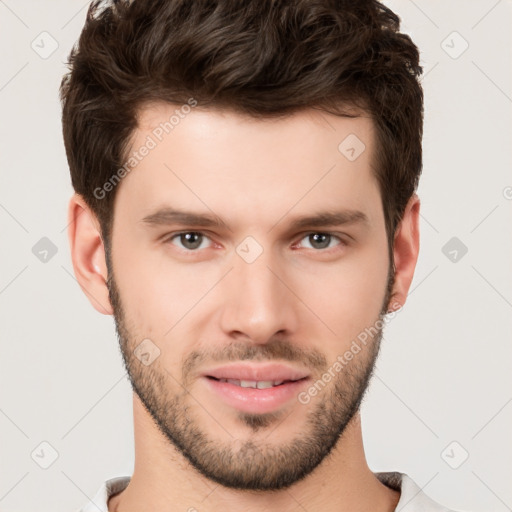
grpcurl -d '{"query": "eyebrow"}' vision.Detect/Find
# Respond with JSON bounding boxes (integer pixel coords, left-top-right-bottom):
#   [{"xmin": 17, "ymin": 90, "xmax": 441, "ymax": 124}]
[{"xmin": 141, "ymin": 207, "xmax": 369, "ymax": 232}]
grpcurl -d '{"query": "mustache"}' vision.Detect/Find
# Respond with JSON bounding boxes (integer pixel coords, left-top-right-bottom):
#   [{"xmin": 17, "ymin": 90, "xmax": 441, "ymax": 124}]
[{"xmin": 182, "ymin": 338, "xmax": 327, "ymax": 380}]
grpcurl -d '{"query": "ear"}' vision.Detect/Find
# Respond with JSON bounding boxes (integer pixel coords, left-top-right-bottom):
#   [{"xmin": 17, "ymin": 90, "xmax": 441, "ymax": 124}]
[
  {"xmin": 67, "ymin": 194, "xmax": 113, "ymax": 315},
  {"xmin": 387, "ymin": 193, "xmax": 420, "ymax": 313}
]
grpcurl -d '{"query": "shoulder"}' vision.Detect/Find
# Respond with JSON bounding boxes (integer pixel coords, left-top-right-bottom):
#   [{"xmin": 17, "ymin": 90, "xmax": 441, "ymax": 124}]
[
  {"xmin": 376, "ymin": 472, "xmax": 465, "ymax": 512},
  {"xmin": 77, "ymin": 476, "xmax": 131, "ymax": 512}
]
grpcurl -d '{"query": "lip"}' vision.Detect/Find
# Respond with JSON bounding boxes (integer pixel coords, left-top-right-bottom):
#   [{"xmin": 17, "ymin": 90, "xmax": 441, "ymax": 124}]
[
  {"xmin": 201, "ymin": 362, "xmax": 310, "ymax": 382},
  {"xmin": 203, "ymin": 376, "xmax": 310, "ymax": 414}
]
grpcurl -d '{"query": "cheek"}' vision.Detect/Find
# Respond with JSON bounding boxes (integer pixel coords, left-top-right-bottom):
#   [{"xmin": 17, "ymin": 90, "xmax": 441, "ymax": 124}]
[
  {"xmin": 112, "ymin": 222, "xmax": 389, "ymax": 348},
  {"xmin": 291, "ymin": 245, "xmax": 389, "ymax": 346},
  {"xmin": 112, "ymin": 236, "xmax": 217, "ymax": 340}
]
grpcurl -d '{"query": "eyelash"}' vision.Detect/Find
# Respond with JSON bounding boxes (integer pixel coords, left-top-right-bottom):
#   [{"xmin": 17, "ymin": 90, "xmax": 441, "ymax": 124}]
[{"xmin": 162, "ymin": 231, "xmax": 347, "ymax": 254}]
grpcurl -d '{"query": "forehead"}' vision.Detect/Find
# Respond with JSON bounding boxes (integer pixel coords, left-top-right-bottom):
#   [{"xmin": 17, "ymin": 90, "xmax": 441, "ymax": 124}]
[
  {"xmin": 136, "ymin": 101, "xmax": 373, "ymax": 152},
  {"xmin": 114, "ymin": 102, "xmax": 382, "ymax": 231}
]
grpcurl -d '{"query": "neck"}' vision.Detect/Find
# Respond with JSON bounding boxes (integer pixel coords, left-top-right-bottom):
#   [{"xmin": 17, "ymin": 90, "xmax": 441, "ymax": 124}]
[{"xmin": 108, "ymin": 394, "xmax": 400, "ymax": 512}]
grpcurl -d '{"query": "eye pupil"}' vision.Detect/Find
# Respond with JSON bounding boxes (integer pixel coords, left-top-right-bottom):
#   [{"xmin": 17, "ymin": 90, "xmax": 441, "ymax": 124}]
[
  {"xmin": 310, "ymin": 233, "xmax": 330, "ymax": 249},
  {"xmin": 181, "ymin": 232, "xmax": 202, "ymax": 250}
]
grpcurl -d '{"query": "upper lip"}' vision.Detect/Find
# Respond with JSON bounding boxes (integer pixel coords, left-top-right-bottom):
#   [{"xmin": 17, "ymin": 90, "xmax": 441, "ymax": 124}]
[{"xmin": 202, "ymin": 363, "xmax": 310, "ymax": 382}]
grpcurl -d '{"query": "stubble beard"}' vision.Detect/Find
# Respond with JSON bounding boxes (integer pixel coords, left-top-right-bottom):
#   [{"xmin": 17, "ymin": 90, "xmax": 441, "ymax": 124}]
[{"xmin": 106, "ymin": 258, "xmax": 394, "ymax": 491}]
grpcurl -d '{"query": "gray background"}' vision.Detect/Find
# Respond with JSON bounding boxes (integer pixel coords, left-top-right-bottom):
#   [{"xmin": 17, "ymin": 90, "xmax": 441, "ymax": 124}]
[{"xmin": 0, "ymin": 1, "xmax": 511, "ymax": 511}]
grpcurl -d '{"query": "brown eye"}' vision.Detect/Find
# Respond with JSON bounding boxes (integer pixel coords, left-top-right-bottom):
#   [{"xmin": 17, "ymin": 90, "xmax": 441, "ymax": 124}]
[
  {"xmin": 297, "ymin": 232, "xmax": 344, "ymax": 251},
  {"xmin": 167, "ymin": 232, "xmax": 211, "ymax": 251}
]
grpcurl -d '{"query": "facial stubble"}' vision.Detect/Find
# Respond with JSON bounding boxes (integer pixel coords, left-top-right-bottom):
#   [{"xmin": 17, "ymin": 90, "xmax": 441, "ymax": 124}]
[{"xmin": 106, "ymin": 255, "xmax": 395, "ymax": 491}]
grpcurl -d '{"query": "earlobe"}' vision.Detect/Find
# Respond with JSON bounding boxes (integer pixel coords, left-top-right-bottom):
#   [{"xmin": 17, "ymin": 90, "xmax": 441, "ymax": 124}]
[
  {"xmin": 388, "ymin": 193, "xmax": 421, "ymax": 311},
  {"xmin": 67, "ymin": 194, "xmax": 113, "ymax": 315}
]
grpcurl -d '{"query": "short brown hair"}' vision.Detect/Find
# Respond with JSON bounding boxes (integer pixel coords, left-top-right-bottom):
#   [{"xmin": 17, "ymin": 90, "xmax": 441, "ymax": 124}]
[{"xmin": 60, "ymin": 0, "xmax": 423, "ymax": 256}]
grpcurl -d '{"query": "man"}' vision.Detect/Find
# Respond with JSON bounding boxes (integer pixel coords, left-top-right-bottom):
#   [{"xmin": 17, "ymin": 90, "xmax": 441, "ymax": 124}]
[{"xmin": 61, "ymin": 1, "xmax": 461, "ymax": 511}]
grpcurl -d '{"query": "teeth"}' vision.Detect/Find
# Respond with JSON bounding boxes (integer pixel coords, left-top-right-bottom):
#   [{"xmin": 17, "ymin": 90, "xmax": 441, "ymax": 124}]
[
  {"xmin": 240, "ymin": 380, "xmax": 258, "ymax": 388},
  {"xmin": 217, "ymin": 378, "xmax": 287, "ymax": 388},
  {"xmin": 256, "ymin": 381, "xmax": 274, "ymax": 389}
]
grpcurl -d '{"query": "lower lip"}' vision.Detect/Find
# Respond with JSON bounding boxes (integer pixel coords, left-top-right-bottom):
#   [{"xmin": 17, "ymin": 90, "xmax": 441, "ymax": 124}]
[{"xmin": 203, "ymin": 377, "xmax": 310, "ymax": 414}]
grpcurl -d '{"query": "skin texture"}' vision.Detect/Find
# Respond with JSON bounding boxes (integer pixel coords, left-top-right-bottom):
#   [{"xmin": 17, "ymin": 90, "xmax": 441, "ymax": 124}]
[{"xmin": 68, "ymin": 104, "xmax": 420, "ymax": 512}]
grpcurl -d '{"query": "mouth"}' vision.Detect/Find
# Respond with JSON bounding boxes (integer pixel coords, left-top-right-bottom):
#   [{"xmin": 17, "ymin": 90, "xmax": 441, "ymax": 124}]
[
  {"xmin": 202, "ymin": 361, "xmax": 310, "ymax": 383},
  {"xmin": 200, "ymin": 363, "xmax": 311, "ymax": 414},
  {"xmin": 205, "ymin": 376, "xmax": 307, "ymax": 389}
]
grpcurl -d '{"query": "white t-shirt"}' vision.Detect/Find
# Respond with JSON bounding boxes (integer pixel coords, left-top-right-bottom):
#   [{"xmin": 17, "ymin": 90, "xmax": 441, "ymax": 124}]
[{"xmin": 77, "ymin": 472, "xmax": 461, "ymax": 511}]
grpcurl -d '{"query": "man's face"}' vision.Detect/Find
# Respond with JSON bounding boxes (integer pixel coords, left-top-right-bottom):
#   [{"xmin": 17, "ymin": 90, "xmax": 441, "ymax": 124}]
[{"xmin": 107, "ymin": 104, "xmax": 392, "ymax": 490}]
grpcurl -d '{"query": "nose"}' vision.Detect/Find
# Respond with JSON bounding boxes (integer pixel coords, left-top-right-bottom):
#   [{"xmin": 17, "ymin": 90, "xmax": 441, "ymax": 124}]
[{"xmin": 218, "ymin": 247, "xmax": 299, "ymax": 345}]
